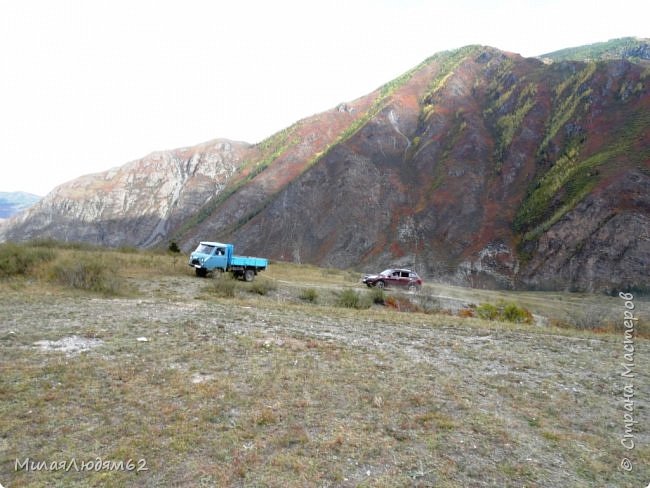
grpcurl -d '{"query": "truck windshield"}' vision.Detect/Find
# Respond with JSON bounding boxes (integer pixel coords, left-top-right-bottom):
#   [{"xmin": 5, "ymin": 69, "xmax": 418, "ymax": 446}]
[{"xmin": 195, "ymin": 244, "xmax": 215, "ymax": 254}]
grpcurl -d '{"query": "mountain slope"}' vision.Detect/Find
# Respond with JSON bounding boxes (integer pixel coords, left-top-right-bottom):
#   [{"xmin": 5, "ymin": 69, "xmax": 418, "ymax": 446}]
[
  {"xmin": 179, "ymin": 46, "xmax": 649, "ymax": 292},
  {"xmin": 2, "ymin": 43, "xmax": 649, "ymax": 292},
  {"xmin": 1, "ymin": 140, "xmax": 251, "ymax": 247}
]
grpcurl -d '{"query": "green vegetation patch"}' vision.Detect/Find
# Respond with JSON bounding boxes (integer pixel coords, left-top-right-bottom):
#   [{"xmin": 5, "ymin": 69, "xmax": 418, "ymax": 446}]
[
  {"xmin": 516, "ymin": 105, "xmax": 650, "ymax": 242},
  {"xmin": 426, "ymin": 46, "xmax": 483, "ymax": 98},
  {"xmin": 210, "ymin": 272, "xmax": 238, "ymax": 298},
  {"xmin": 540, "ymin": 62, "xmax": 596, "ymax": 152},
  {"xmin": 336, "ymin": 288, "xmax": 371, "ymax": 309},
  {"xmin": 50, "ymin": 254, "xmax": 126, "ymax": 295},
  {"xmin": 476, "ymin": 301, "xmax": 533, "ymax": 324},
  {"xmin": 495, "ymin": 83, "xmax": 537, "ymax": 152},
  {"xmin": 369, "ymin": 287, "xmax": 386, "ymax": 305},
  {"xmin": 480, "ymin": 59, "xmax": 539, "ymax": 172},
  {"xmin": 246, "ymin": 277, "xmax": 278, "ymax": 296},
  {"xmin": 298, "ymin": 288, "xmax": 318, "ymax": 303},
  {"xmin": 0, "ymin": 242, "xmax": 56, "ymax": 278},
  {"xmin": 419, "ymin": 45, "xmax": 484, "ymax": 122}
]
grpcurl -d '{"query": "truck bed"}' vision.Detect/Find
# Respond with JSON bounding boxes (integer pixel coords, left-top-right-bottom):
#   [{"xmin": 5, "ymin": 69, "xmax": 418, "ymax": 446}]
[{"xmin": 230, "ymin": 255, "xmax": 268, "ymax": 269}]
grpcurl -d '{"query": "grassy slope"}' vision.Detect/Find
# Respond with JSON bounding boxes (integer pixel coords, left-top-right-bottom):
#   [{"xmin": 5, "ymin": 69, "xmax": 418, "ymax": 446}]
[{"xmin": 1, "ymin": 247, "xmax": 649, "ymax": 487}]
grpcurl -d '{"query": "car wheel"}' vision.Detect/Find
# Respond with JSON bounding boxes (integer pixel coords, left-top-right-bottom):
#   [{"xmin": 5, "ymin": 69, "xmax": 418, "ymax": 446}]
[
  {"xmin": 376, "ymin": 280, "xmax": 385, "ymax": 289},
  {"xmin": 408, "ymin": 283, "xmax": 418, "ymax": 293}
]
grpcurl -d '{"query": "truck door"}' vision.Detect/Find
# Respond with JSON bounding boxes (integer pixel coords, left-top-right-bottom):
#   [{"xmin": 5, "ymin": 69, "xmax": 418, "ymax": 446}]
[{"xmin": 208, "ymin": 247, "xmax": 228, "ymax": 271}]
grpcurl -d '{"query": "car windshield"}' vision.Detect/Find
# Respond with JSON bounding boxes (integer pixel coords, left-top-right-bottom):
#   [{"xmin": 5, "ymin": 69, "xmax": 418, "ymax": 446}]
[
  {"xmin": 380, "ymin": 269, "xmax": 392, "ymax": 276},
  {"xmin": 195, "ymin": 244, "xmax": 215, "ymax": 254}
]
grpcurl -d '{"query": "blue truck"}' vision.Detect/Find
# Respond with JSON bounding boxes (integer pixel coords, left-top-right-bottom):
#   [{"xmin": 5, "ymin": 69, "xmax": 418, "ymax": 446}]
[{"xmin": 188, "ymin": 241, "xmax": 268, "ymax": 281}]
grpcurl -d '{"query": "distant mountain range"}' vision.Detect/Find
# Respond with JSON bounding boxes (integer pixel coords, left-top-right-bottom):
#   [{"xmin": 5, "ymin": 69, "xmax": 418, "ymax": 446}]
[
  {"xmin": 1, "ymin": 38, "xmax": 649, "ymax": 292},
  {"xmin": 0, "ymin": 192, "xmax": 41, "ymax": 219},
  {"xmin": 539, "ymin": 37, "xmax": 650, "ymax": 62}
]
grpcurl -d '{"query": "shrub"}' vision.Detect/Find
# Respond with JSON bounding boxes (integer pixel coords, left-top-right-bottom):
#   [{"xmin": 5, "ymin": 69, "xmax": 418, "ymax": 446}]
[
  {"xmin": 458, "ymin": 308, "xmax": 475, "ymax": 318},
  {"xmin": 477, "ymin": 301, "xmax": 533, "ymax": 324},
  {"xmin": 211, "ymin": 273, "xmax": 237, "ymax": 298},
  {"xmin": 168, "ymin": 241, "xmax": 181, "ymax": 253},
  {"xmin": 248, "ymin": 278, "xmax": 277, "ymax": 296},
  {"xmin": 503, "ymin": 302, "xmax": 534, "ymax": 323},
  {"xmin": 369, "ymin": 287, "xmax": 386, "ymax": 305},
  {"xmin": 337, "ymin": 289, "xmax": 360, "ymax": 308},
  {"xmin": 476, "ymin": 303, "xmax": 499, "ymax": 320},
  {"xmin": 336, "ymin": 289, "xmax": 370, "ymax": 309},
  {"xmin": 414, "ymin": 294, "xmax": 441, "ymax": 314},
  {"xmin": 299, "ymin": 288, "xmax": 318, "ymax": 303},
  {"xmin": 384, "ymin": 294, "xmax": 422, "ymax": 313},
  {"xmin": 0, "ymin": 243, "xmax": 56, "ymax": 277},
  {"xmin": 51, "ymin": 256, "xmax": 123, "ymax": 295},
  {"xmin": 384, "ymin": 295, "xmax": 399, "ymax": 309}
]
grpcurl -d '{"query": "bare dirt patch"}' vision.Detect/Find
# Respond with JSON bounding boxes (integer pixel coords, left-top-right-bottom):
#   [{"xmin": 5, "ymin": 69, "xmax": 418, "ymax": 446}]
[{"xmin": 32, "ymin": 336, "xmax": 103, "ymax": 356}]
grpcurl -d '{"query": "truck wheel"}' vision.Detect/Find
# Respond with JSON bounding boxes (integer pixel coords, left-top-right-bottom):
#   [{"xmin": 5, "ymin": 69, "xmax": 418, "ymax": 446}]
[
  {"xmin": 244, "ymin": 269, "xmax": 255, "ymax": 282},
  {"xmin": 195, "ymin": 268, "xmax": 207, "ymax": 277}
]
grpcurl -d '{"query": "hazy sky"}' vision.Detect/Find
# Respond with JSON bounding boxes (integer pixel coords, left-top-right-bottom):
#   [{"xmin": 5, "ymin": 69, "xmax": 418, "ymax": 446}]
[{"xmin": 1, "ymin": 0, "xmax": 648, "ymax": 195}]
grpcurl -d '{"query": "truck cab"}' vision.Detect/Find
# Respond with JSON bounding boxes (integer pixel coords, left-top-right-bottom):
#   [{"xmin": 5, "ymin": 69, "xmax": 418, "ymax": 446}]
[{"xmin": 189, "ymin": 242, "xmax": 233, "ymax": 275}]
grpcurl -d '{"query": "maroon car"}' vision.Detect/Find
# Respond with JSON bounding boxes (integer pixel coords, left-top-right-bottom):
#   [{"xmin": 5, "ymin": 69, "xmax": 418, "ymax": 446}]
[{"xmin": 363, "ymin": 268, "xmax": 423, "ymax": 291}]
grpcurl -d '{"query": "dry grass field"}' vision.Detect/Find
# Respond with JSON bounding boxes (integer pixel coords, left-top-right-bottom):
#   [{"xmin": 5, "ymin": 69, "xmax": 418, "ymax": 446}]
[{"xmin": 0, "ymin": 244, "xmax": 648, "ymax": 487}]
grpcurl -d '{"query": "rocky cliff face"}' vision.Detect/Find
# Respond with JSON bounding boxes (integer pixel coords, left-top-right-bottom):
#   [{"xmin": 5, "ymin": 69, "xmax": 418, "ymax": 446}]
[
  {"xmin": 0, "ymin": 139, "xmax": 251, "ymax": 247},
  {"xmin": 519, "ymin": 169, "xmax": 650, "ymax": 291},
  {"xmin": 2, "ymin": 43, "xmax": 649, "ymax": 292}
]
